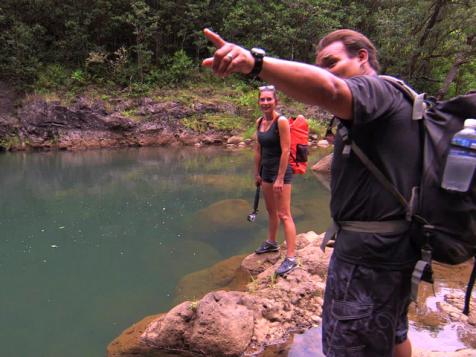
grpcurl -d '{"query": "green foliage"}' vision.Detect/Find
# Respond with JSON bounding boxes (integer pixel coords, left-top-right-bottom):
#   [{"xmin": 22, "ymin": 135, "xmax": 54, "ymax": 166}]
[
  {"xmin": 146, "ymin": 50, "xmax": 195, "ymax": 86},
  {"xmin": 0, "ymin": 135, "xmax": 21, "ymax": 150},
  {"xmin": 0, "ymin": 16, "xmax": 44, "ymax": 85},
  {"xmin": 307, "ymin": 118, "xmax": 327, "ymax": 136},
  {"xmin": 242, "ymin": 126, "xmax": 256, "ymax": 140},
  {"xmin": 128, "ymin": 82, "xmax": 151, "ymax": 97},
  {"xmin": 116, "ymin": 0, "xmax": 158, "ymax": 82},
  {"xmin": 0, "ymin": 0, "xmax": 473, "ymax": 96},
  {"xmin": 35, "ymin": 64, "xmax": 71, "ymax": 91},
  {"xmin": 70, "ymin": 69, "xmax": 87, "ymax": 85}
]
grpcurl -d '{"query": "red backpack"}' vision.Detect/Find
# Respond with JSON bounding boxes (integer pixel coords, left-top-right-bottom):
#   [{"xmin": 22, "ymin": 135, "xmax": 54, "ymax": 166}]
[{"xmin": 288, "ymin": 115, "xmax": 309, "ymax": 174}]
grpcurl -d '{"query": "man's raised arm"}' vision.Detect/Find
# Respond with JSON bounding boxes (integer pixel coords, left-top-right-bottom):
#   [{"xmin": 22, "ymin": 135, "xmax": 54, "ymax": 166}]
[{"xmin": 201, "ymin": 28, "xmax": 353, "ymax": 120}]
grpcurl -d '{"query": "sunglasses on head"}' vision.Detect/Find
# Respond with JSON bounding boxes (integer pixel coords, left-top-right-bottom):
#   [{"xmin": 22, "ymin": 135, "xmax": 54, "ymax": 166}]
[{"xmin": 259, "ymin": 85, "xmax": 275, "ymax": 92}]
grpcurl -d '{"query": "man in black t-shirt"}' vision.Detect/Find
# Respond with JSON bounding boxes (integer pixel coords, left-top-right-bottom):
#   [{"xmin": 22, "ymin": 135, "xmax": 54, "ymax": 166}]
[{"xmin": 203, "ymin": 28, "xmax": 418, "ymax": 357}]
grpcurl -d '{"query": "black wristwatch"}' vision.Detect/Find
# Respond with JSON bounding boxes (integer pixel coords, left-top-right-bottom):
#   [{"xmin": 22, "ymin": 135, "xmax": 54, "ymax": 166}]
[{"xmin": 249, "ymin": 48, "xmax": 265, "ymax": 79}]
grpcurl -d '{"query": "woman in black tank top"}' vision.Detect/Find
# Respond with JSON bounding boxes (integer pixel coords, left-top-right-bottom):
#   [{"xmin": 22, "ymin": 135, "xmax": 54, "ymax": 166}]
[{"xmin": 254, "ymin": 86, "xmax": 297, "ymax": 276}]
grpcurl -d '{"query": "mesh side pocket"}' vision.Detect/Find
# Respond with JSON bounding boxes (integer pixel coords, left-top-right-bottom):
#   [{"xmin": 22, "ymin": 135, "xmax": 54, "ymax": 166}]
[{"xmin": 296, "ymin": 144, "xmax": 308, "ymax": 163}]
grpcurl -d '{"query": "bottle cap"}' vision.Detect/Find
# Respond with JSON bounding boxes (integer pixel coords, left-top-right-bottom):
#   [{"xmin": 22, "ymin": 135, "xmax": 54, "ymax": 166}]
[{"xmin": 464, "ymin": 119, "xmax": 476, "ymax": 128}]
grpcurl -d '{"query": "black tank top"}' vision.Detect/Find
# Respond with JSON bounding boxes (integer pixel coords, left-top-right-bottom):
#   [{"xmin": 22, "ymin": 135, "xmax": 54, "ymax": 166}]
[{"xmin": 258, "ymin": 118, "xmax": 281, "ymax": 167}]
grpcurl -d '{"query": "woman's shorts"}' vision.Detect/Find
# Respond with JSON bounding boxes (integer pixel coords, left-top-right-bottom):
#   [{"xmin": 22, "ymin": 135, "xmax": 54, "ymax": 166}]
[
  {"xmin": 322, "ymin": 254, "xmax": 412, "ymax": 357},
  {"xmin": 261, "ymin": 163, "xmax": 293, "ymax": 184}
]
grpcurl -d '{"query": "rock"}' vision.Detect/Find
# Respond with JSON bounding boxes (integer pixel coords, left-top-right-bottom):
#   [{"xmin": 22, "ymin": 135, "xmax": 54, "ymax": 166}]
[
  {"xmin": 110, "ymin": 229, "xmax": 332, "ymax": 357},
  {"xmin": 302, "ymin": 231, "xmax": 322, "ymax": 243},
  {"xmin": 102, "ymin": 113, "xmax": 135, "ymax": 131},
  {"xmin": 0, "ymin": 89, "xmax": 247, "ymax": 151},
  {"xmin": 227, "ymin": 135, "xmax": 243, "ymax": 144},
  {"xmin": 312, "ymin": 153, "xmax": 333, "ymax": 173},
  {"xmin": 201, "ymin": 134, "xmax": 223, "ymax": 145},
  {"xmin": 188, "ymin": 292, "xmax": 254, "ymax": 356},
  {"xmin": 185, "ymin": 174, "xmax": 250, "ymax": 192},
  {"xmin": 468, "ymin": 315, "xmax": 476, "ymax": 326},
  {"xmin": 189, "ymin": 199, "xmax": 251, "ymax": 236},
  {"xmin": 317, "ymin": 139, "xmax": 329, "ymax": 148},
  {"xmin": 107, "ymin": 314, "xmax": 163, "ymax": 357},
  {"xmin": 178, "ymin": 132, "xmax": 200, "ymax": 145},
  {"xmin": 140, "ymin": 291, "xmax": 254, "ymax": 357},
  {"xmin": 298, "ymin": 241, "xmax": 332, "ymax": 279},
  {"xmin": 174, "ymin": 254, "xmax": 249, "ymax": 304},
  {"xmin": 241, "ymin": 251, "xmax": 281, "ymax": 276}
]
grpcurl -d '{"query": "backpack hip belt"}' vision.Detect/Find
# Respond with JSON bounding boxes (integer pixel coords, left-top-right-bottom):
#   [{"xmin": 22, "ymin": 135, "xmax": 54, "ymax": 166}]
[{"xmin": 321, "ymin": 219, "xmax": 410, "ymax": 251}]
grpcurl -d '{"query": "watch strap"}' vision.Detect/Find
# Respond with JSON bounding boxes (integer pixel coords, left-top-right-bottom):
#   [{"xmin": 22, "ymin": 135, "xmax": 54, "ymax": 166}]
[{"xmin": 249, "ymin": 49, "xmax": 264, "ymax": 79}]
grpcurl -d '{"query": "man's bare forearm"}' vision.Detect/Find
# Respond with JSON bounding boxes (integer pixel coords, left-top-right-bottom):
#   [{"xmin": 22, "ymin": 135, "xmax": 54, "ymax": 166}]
[{"xmin": 259, "ymin": 58, "xmax": 352, "ymax": 119}]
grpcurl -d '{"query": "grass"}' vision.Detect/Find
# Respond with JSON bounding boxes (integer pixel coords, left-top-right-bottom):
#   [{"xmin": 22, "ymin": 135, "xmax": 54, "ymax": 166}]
[
  {"xmin": 189, "ymin": 300, "xmax": 199, "ymax": 312},
  {"xmin": 0, "ymin": 135, "xmax": 21, "ymax": 150},
  {"xmin": 121, "ymin": 109, "xmax": 142, "ymax": 122},
  {"xmin": 247, "ymin": 274, "xmax": 259, "ymax": 294}
]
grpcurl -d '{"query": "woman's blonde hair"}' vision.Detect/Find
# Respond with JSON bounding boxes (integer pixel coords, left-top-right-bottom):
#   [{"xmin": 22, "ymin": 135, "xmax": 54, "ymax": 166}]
[{"xmin": 258, "ymin": 85, "xmax": 278, "ymax": 100}]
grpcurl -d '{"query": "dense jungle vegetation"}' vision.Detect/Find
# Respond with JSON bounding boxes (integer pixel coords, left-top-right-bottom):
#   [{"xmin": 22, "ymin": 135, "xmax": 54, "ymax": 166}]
[{"xmin": 0, "ymin": 0, "xmax": 474, "ymax": 99}]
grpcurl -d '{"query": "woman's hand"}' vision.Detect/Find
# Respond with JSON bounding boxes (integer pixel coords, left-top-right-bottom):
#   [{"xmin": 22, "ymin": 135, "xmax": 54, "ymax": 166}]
[
  {"xmin": 255, "ymin": 174, "xmax": 262, "ymax": 187},
  {"xmin": 202, "ymin": 28, "xmax": 254, "ymax": 77},
  {"xmin": 273, "ymin": 178, "xmax": 284, "ymax": 192}
]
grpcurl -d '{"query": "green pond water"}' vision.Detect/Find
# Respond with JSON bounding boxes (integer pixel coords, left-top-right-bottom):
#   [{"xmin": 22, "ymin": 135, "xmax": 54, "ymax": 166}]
[
  {"xmin": 0, "ymin": 146, "xmax": 333, "ymax": 357},
  {"xmin": 1, "ymin": 146, "xmax": 472, "ymax": 357}
]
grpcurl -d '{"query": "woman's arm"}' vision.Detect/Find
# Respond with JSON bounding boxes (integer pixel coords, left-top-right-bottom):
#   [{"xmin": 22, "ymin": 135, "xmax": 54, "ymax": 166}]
[
  {"xmin": 255, "ymin": 118, "xmax": 262, "ymax": 186},
  {"xmin": 274, "ymin": 117, "xmax": 291, "ymax": 191}
]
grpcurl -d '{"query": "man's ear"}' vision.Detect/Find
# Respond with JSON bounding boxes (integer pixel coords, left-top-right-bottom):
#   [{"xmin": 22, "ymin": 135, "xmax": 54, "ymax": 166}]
[{"xmin": 358, "ymin": 49, "xmax": 369, "ymax": 64}]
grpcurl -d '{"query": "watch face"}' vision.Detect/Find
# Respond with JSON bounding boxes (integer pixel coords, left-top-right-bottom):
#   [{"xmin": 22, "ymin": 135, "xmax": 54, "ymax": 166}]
[{"xmin": 251, "ymin": 48, "xmax": 265, "ymax": 57}]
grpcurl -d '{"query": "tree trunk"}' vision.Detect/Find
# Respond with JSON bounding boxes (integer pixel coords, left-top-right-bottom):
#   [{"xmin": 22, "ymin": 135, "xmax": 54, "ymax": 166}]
[
  {"xmin": 436, "ymin": 53, "xmax": 466, "ymax": 100},
  {"xmin": 436, "ymin": 34, "xmax": 475, "ymax": 99},
  {"xmin": 409, "ymin": 0, "xmax": 447, "ymax": 77}
]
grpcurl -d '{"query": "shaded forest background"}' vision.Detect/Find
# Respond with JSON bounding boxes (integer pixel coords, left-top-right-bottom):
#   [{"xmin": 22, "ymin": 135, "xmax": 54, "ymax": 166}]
[{"xmin": 0, "ymin": 0, "xmax": 474, "ymax": 98}]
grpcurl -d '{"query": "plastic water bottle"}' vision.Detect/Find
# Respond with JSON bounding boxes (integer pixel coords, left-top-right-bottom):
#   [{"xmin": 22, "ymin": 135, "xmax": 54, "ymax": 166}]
[{"xmin": 441, "ymin": 119, "xmax": 476, "ymax": 192}]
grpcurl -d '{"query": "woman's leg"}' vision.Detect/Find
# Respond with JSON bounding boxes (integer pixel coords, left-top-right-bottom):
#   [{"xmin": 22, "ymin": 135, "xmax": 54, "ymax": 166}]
[
  {"xmin": 262, "ymin": 182, "xmax": 279, "ymax": 243},
  {"xmin": 274, "ymin": 183, "xmax": 296, "ymax": 257}
]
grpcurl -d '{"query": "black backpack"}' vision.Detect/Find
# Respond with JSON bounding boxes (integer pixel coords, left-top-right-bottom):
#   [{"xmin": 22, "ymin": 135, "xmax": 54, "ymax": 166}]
[{"xmin": 344, "ymin": 76, "xmax": 476, "ymax": 314}]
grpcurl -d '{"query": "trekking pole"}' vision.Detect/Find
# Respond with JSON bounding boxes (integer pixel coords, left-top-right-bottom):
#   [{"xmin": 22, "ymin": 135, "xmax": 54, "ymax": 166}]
[{"xmin": 247, "ymin": 184, "xmax": 260, "ymax": 222}]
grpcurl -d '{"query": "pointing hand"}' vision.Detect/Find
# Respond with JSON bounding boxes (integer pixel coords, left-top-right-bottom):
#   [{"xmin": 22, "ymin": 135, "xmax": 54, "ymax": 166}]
[{"xmin": 202, "ymin": 28, "xmax": 254, "ymax": 77}]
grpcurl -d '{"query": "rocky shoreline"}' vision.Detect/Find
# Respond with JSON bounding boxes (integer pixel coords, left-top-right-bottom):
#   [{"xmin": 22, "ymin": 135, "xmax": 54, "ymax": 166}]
[
  {"xmin": 107, "ymin": 233, "xmax": 476, "ymax": 357},
  {"xmin": 0, "ymin": 86, "xmax": 328, "ymax": 152},
  {"xmin": 107, "ymin": 232, "xmax": 330, "ymax": 357}
]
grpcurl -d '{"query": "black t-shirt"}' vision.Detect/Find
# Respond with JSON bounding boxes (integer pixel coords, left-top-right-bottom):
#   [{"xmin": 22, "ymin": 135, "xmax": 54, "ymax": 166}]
[{"xmin": 331, "ymin": 75, "xmax": 421, "ymax": 269}]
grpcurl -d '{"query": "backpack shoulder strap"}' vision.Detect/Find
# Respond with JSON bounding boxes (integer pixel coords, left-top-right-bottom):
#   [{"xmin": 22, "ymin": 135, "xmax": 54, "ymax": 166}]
[
  {"xmin": 257, "ymin": 116, "xmax": 263, "ymax": 130},
  {"xmin": 338, "ymin": 124, "xmax": 411, "ymax": 215},
  {"xmin": 379, "ymin": 75, "xmax": 426, "ymax": 120}
]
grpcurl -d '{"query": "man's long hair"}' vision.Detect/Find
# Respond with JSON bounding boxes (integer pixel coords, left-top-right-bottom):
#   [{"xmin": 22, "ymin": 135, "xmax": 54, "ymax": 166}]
[{"xmin": 316, "ymin": 29, "xmax": 381, "ymax": 73}]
